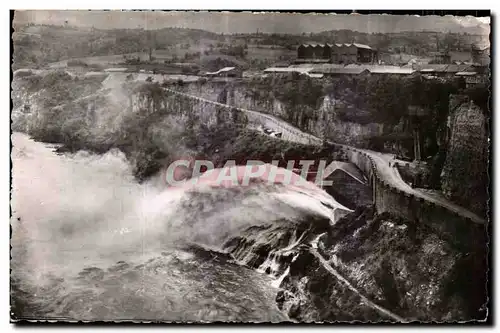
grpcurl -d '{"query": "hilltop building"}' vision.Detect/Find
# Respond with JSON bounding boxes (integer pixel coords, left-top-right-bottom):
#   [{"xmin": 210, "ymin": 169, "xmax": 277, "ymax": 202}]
[{"xmin": 297, "ymin": 43, "xmax": 378, "ymax": 64}]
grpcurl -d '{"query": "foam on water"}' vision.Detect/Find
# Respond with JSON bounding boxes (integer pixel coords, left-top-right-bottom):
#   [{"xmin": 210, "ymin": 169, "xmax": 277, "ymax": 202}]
[{"xmin": 10, "ymin": 132, "xmax": 346, "ymax": 321}]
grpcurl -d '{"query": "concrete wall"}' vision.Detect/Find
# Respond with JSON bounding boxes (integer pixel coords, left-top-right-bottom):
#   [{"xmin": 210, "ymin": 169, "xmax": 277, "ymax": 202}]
[
  {"xmin": 160, "ymin": 87, "xmax": 485, "ymax": 251},
  {"xmin": 339, "ymin": 147, "xmax": 485, "ymax": 250}
]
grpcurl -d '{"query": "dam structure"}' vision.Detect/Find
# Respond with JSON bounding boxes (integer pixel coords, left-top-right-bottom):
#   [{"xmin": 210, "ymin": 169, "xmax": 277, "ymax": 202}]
[{"xmin": 160, "ymin": 86, "xmax": 486, "ymax": 250}]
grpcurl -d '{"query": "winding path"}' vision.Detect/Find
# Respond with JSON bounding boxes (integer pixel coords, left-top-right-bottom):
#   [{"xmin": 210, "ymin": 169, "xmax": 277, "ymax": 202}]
[
  {"xmin": 163, "ymin": 88, "xmax": 485, "ymax": 225},
  {"xmin": 309, "ymin": 247, "xmax": 406, "ymax": 322},
  {"xmin": 355, "ymin": 149, "xmax": 485, "ymax": 224}
]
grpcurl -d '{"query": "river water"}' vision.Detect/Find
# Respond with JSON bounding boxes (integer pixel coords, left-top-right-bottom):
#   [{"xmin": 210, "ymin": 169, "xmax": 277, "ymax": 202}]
[{"xmin": 10, "ymin": 132, "xmax": 345, "ymax": 322}]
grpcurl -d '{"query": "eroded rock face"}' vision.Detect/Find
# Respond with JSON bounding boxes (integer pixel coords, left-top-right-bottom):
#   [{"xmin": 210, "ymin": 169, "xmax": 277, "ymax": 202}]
[
  {"xmin": 219, "ymin": 204, "xmax": 486, "ymax": 322},
  {"xmin": 441, "ymin": 99, "xmax": 488, "ymax": 217},
  {"xmin": 276, "ymin": 208, "xmax": 487, "ymax": 322},
  {"xmin": 179, "ymin": 82, "xmax": 386, "ymax": 147},
  {"xmin": 276, "ymin": 246, "xmax": 382, "ymax": 322},
  {"xmin": 223, "ymin": 216, "xmax": 331, "ymax": 278}
]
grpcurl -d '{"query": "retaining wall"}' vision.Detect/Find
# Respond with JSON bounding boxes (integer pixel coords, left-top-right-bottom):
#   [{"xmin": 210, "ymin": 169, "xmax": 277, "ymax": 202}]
[{"xmin": 339, "ymin": 148, "xmax": 485, "ymax": 250}]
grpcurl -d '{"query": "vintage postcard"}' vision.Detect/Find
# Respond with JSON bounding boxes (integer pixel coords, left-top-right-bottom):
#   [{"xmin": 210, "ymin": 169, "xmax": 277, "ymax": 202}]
[{"xmin": 10, "ymin": 10, "xmax": 491, "ymax": 323}]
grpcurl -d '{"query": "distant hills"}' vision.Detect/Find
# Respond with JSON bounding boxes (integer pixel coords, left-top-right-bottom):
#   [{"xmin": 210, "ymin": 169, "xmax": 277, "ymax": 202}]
[
  {"xmin": 12, "ymin": 23, "xmax": 490, "ymax": 70},
  {"xmin": 13, "ymin": 11, "xmax": 490, "ymax": 35}
]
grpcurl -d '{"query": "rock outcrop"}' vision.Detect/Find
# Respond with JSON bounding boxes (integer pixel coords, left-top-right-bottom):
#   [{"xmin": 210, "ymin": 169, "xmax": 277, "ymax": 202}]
[
  {"xmin": 275, "ymin": 208, "xmax": 487, "ymax": 322},
  {"xmin": 177, "ymin": 81, "xmax": 386, "ymax": 147},
  {"xmin": 441, "ymin": 97, "xmax": 489, "ymax": 217}
]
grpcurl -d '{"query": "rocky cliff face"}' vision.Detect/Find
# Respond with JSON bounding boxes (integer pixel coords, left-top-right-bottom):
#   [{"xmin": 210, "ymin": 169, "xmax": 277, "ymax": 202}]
[
  {"xmin": 219, "ymin": 202, "xmax": 487, "ymax": 322},
  {"xmin": 231, "ymin": 86, "xmax": 385, "ymax": 146},
  {"xmin": 441, "ymin": 97, "xmax": 489, "ymax": 217},
  {"xmin": 274, "ymin": 208, "xmax": 487, "ymax": 322},
  {"xmin": 177, "ymin": 81, "xmax": 386, "ymax": 147}
]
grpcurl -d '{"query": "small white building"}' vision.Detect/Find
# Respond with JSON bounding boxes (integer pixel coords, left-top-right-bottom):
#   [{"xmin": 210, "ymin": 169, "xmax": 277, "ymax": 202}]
[
  {"xmin": 205, "ymin": 67, "xmax": 242, "ymax": 78},
  {"xmin": 263, "ymin": 67, "xmax": 313, "ymax": 74},
  {"xmin": 104, "ymin": 68, "xmax": 128, "ymax": 73}
]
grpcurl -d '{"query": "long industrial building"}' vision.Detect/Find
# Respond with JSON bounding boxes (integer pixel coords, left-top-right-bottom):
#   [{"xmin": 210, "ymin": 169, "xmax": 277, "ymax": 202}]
[{"xmin": 297, "ymin": 43, "xmax": 378, "ymax": 64}]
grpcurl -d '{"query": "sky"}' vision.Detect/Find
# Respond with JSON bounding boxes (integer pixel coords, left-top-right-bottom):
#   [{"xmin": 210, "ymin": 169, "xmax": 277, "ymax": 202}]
[{"xmin": 13, "ymin": 10, "xmax": 491, "ymax": 35}]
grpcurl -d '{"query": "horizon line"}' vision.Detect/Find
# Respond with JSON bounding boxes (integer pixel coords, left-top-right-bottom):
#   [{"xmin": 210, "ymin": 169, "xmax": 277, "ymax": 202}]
[{"xmin": 13, "ymin": 22, "xmax": 491, "ymax": 36}]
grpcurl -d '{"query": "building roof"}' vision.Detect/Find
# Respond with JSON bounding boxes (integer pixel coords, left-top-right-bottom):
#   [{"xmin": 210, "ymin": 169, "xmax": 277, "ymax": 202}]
[
  {"xmin": 310, "ymin": 66, "xmax": 369, "ymax": 75},
  {"xmin": 205, "ymin": 67, "xmax": 236, "ymax": 75},
  {"xmin": 445, "ymin": 64, "xmax": 472, "ymax": 72},
  {"xmin": 473, "ymin": 44, "xmax": 490, "ymax": 52},
  {"xmin": 300, "ymin": 43, "xmax": 329, "ymax": 48},
  {"xmin": 341, "ymin": 64, "xmax": 414, "ymax": 74},
  {"xmin": 422, "ymin": 74, "xmax": 438, "ymax": 80},
  {"xmin": 456, "ymin": 71, "xmax": 478, "ymax": 76},
  {"xmin": 352, "ymin": 43, "xmax": 372, "ymax": 50},
  {"xmin": 294, "ymin": 59, "xmax": 330, "ymax": 64},
  {"xmin": 264, "ymin": 67, "xmax": 313, "ymax": 74},
  {"xmin": 171, "ymin": 62, "xmax": 199, "ymax": 67},
  {"xmin": 290, "ymin": 63, "xmax": 325, "ymax": 68},
  {"xmin": 104, "ymin": 68, "xmax": 128, "ymax": 72},
  {"xmin": 267, "ymin": 63, "xmax": 478, "ymax": 77},
  {"xmin": 306, "ymin": 73, "xmax": 324, "ymax": 78},
  {"xmin": 299, "ymin": 42, "xmax": 374, "ymax": 50},
  {"xmin": 416, "ymin": 64, "xmax": 448, "ymax": 72},
  {"xmin": 312, "ymin": 64, "xmax": 346, "ymax": 70},
  {"xmin": 338, "ymin": 43, "xmax": 373, "ymax": 50},
  {"xmin": 416, "ymin": 64, "xmax": 471, "ymax": 73},
  {"xmin": 344, "ymin": 64, "xmax": 363, "ymax": 68},
  {"xmin": 307, "ymin": 64, "xmax": 414, "ymax": 75},
  {"xmin": 366, "ymin": 66, "xmax": 414, "ymax": 74}
]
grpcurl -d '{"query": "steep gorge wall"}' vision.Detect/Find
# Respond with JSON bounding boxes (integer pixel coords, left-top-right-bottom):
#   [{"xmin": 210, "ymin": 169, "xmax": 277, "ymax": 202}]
[
  {"xmin": 230, "ymin": 89, "xmax": 385, "ymax": 146},
  {"xmin": 441, "ymin": 98, "xmax": 489, "ymax": 217},
  {"xmin": 177, "ymin": 81, "xmax": 385, "ymax": 146},
  {"xmin": 162, "ymin": 87, "xmax": 322, "ymax": 146}
]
